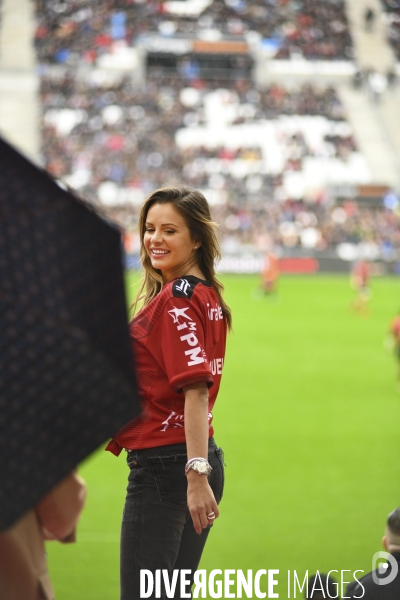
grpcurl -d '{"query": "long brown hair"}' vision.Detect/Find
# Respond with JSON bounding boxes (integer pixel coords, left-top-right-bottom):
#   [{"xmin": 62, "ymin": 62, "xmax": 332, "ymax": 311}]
[{"xmin": 132, "ymin": 186, "xmax": 232, "ymax": 330}]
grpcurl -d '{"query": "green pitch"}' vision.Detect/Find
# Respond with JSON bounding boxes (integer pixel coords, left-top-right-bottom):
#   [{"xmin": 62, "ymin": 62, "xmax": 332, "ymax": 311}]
[{"xmin": 47, "ymin": 274, "xmax": 400, "ymax": 598}]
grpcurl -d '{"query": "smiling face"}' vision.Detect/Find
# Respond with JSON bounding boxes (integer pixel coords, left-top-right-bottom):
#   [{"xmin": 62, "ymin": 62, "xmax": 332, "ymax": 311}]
[{"xmin": 143, "ymin": 202, "xmax": 203, "ymax": 283}]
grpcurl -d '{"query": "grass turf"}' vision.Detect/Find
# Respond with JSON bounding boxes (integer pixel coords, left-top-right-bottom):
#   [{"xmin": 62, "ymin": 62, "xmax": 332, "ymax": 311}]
[{"xmin": 47, "ymin": 274, "xmax": 400, "ymax": 598}]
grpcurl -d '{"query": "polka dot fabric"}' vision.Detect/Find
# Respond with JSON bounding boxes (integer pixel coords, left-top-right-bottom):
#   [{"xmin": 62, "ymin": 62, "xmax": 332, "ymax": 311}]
[{"xmin": 0, "ymin": 138, "xmax": 140, "ymax": 530}]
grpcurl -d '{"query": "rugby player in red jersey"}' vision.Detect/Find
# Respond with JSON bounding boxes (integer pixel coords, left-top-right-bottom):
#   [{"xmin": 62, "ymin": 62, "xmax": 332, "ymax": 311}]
[
  {"xmin": 261, "ymin": 251, "xmax": 280, "ymax": 298},
  {"xmin": 350, "ymin": 259, "xmax": 371, "ymax": 316},
  {"xmin": 390, "ymin": 311, "xmax": 400, "ymax": 388}
]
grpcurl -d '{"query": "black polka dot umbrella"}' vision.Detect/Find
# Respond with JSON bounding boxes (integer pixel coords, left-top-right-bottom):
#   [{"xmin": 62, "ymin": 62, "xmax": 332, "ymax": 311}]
[{"xmin": 0, "ymin": 137, "xmax": 140, "ymax": 531}]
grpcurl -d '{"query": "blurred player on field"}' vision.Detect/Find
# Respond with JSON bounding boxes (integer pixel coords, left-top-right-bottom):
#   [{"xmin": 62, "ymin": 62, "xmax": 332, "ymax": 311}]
[
  {"xmin": 388, "ymin": 310, "xmax": 400, "ymax": 388},
  {"xmin": 261, "ymin": 250, "xmax": 280, "ymax": 299},
  {"xmin": 350, "ymin": 259, "xmax": 370, "ymax": 316}
]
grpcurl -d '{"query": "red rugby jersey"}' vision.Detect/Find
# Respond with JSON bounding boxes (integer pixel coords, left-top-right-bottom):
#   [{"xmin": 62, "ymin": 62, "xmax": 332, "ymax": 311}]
[
  {"xmin": 391, "ymin": 316, "xmax": 400, "ymax": 344},
  {"xmin": 106, "ymin": 276, "xmax": 227, "ymax": 455}
]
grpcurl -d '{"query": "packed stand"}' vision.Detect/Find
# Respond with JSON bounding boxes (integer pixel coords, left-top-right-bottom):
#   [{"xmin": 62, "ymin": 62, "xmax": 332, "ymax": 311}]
[
  {"xmin": 40, "ymin": 74, "xmax": 359, "ymax": 195},
  {"xmin": 174, "ymin": 0, "xmax": 354, "ymax": 60},
  {"xmin": 38, "ymin": 67, "xmax": 392, "ymax": 254},
  {"xmin": 35, "ymin": 1, "xmax": 394, "ymax": 257},
  {"xmin": 34, "ymin": 0, "xmax": 353, "ymax": 65},
  {"xmin": 213, "ymin": 200, "xmax": 400, "ymax": 257},
  {"xmin": 381, "ymin": 0, "xmax": 400, "ymax": 60}
]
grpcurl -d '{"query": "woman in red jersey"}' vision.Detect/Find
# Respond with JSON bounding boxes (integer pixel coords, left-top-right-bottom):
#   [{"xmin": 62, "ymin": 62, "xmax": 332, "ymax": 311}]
[{"xmin": 106, "ymin": 187, "xmax": 231, "ymax": 600}]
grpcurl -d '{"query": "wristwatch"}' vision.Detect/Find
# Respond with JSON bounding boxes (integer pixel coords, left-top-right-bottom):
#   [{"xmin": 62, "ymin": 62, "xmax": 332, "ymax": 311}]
[{"xmin": 185, "ymin": 458, "xmax": 212, "ymax": 477}]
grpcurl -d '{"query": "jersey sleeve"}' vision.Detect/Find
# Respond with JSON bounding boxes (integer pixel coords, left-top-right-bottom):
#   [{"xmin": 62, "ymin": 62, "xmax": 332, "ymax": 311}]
[{"xmin": 158, "ymin": 295, "xmax": 214, "ymax": 393}]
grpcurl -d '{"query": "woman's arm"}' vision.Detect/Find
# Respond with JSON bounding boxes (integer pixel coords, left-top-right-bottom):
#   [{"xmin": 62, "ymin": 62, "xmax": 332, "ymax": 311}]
[{"xmin": 183, "ymin": 382, "xmax": 219, "ymax": 534}]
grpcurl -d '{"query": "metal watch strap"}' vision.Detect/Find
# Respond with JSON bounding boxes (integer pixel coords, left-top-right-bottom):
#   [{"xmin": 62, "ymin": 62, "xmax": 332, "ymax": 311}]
[{"xmin": 185, "ymin": 457, "xmax": 212, "ymax": 476}]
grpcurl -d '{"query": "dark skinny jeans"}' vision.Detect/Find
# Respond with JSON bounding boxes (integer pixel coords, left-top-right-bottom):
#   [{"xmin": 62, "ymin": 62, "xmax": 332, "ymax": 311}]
[{"xmin": 120, "ymin": 437, "xmax": 225, "ymax": 600}]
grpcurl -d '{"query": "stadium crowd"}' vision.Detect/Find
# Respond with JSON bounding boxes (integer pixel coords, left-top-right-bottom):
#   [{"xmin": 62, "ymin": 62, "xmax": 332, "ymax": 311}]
[
  {"xmin": 213, "ymin": 198, "xmax": 400, "ymax": 256},
  {"xmin": 34, "ymin": 0, "xmax": 353, "ymax": 65},
  {"xmin": 35, "ymin": 1, "xmax": 399, "ymax": 258},
  {"xmin": 381, "ymin": 0, "xmax": 400, "ymax": 60},
  {"xmin": 39, "ymin": 69, "xmax": 381, "ymax": 254},
  {"xmin": 40, "ymin": 73, "xmax": 354, "ymax": 185}
]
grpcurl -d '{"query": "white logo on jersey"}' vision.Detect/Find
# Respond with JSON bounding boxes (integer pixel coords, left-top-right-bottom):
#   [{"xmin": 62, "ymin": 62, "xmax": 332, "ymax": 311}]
[
  {"xmin": 185, "ymin": 347, "xmax": 205, "ymax": 366},
  {"xmin": 206, "ymin": 303, "xmax": 223, "ymax": 321},
  {"xmin": 210, "ymin": 357, "xmax": 224, "ymax": 375},
  {"xmin": 168, "ymin": 306, "xmax": 191, "ymax": 323},
  {"xmin": 176, "ymin": 279, "xmax": 190, "ymax": 295},
  {"xmin": 161, "ymin": 410, "xmax": 184, "ymax": 431},
  {"xmin": 168, "ymin": 303, "xmax": 205, "ymax": 368},
  {"xmin": 180, "ymin": 332, "xmax": 198, "ymax": 347},
  {"xmin": 161, "ymin": 410, "xmax": 212, "ymax": 432}
]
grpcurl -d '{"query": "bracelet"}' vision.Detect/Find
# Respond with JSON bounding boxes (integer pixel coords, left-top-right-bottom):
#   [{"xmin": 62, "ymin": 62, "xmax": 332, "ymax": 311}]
[{"xmin": 185, "ymin": 457, "xmax": 211, "ymax": 476}]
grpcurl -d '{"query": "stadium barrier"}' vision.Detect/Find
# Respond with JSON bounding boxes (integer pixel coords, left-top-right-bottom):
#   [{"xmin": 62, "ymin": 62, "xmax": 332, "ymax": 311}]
[{"xmin": 125, "ymin": 254, "xmax": 400, "ymax": 275}]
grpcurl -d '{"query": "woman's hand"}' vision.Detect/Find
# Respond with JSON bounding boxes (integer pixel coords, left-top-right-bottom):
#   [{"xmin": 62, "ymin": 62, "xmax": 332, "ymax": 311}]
[{"xmin": 186, "ymin": 470, "xmax": 219, "ymax": 534}]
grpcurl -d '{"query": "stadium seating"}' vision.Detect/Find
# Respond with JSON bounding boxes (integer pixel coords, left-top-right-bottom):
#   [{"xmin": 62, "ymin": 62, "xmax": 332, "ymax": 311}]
[
  {"xmin": 34, "ymin": 1, "xmax": 399, "ymax": 258},
  {"xmin": 34, "ymin": 0, "xmax": 353, "ymax": 64},
  {"xmin": 381, "ymin": 0, "xmax": 400, "ymax": 60}
]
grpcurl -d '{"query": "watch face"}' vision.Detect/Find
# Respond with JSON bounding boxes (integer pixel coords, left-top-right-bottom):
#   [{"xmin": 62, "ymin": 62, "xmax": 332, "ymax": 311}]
[
  {"xmin": 186, "ymin": 460, "xmax": 211, "ymax": 476},
  {"xmin": 196, "ymin": 462, "xmax": 207, "ymax": 473}
]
